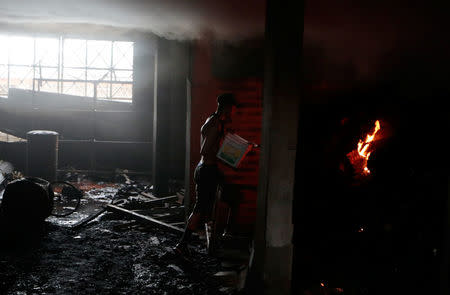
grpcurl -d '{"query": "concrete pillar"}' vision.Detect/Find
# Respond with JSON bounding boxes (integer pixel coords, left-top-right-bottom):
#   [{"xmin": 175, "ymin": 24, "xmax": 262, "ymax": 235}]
[
  {"xmin": 132, "ymin": 37, "xmax": 156, "ymax": 143},
  {"xmin": 132, "ymin": 36, "xmax": 156, "ymax": 113},
  {"xmin": 252, "ymin": 1, "xmax": 304, "ymax": 294},
  {"xmin": 168, "ymin": 42, "xmax": 189, "ymax": 182},
  {"xmin": 153, "ymin": 39, "xmax": 190, "ymax": 196},
  {"xmin": 152, "ymin": 38, "xmax": 171, "ymax": 197}
]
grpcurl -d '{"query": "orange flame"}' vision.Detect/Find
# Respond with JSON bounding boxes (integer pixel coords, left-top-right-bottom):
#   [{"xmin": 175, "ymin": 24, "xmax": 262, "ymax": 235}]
[{"xmin": 347, "ymin": 120, "xmax": 381, "ymax": 175}]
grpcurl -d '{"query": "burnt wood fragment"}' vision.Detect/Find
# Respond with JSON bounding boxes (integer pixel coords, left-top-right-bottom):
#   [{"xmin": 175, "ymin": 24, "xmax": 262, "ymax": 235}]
[{"xmin": 106, "ymin": 204, "xmax": 184, "ymax": 233}]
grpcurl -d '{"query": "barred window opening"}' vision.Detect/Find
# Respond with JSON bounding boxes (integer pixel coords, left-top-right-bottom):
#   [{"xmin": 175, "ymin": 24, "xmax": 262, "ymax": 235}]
[{"xmin": 0, "ymin": 35, "xmax": 133, "ymax": 102}]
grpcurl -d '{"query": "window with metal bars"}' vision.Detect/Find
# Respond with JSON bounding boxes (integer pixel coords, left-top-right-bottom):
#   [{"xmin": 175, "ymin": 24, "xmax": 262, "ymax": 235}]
[{"xmin": 0, "ymin": 35, "xmax": 134, "ymax": 102}]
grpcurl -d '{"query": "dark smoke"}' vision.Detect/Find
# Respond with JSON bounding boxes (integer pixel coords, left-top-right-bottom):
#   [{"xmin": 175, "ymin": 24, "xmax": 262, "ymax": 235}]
[
  {"xmin": 303, "ymin": 0, "xmax": 450, "ymax": 82},
  {"xmin": 0, "ymin": 0, "xmax": 265, "ymax": 40}
]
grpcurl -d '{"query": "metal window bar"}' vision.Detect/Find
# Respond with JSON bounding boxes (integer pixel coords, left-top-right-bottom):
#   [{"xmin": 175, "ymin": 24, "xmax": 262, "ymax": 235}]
[
  {"xmin": 85, "ymin": 39, "xmax": 88, "ymax": 97},
  {"xmin": 110, "ymin": 41, "xmax": 114, "ymax": 98},
  {"xmin": 7, "ymin": 39, "xmax": 10, "ymax": 97},
  {"xmin": 1, "ymin": 35, "xmax": 135, "ymax": 173},
  {"xmin": 58, "ymin": 36, "xmax": 62, "ymax": 93},
  {"xmin": 32, "ymin": 39, "xmax": 36, "ymax": 130},
  {"xmin": 61, "ymin": 38, "xmax": 65, "ymax": 94},
  {"xmin": 1, "ymin": 36, "xmax": 133, "ymax": 97},
  {"xmin": 30, "ymin": 65, "xmax": 132, "ymax": 71},
  {"xmin": 32, "ymin": 39, "xmax": 36, "ymax": 92},
  {"xmin": 33, "ymin": 78, "xmax": 132, "ymax": 99}
]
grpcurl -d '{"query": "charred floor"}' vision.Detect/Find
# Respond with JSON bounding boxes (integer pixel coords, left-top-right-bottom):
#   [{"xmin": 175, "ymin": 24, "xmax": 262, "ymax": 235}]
[{"xmin": 0, "ymin": 174, "xmax": 249, "ymax": 294}]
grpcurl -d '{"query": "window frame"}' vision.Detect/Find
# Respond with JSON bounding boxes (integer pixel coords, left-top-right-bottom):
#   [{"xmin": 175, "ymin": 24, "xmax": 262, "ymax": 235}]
[{"xmin": 0, "ymin": 35, "xmax": 134, "ymax": 102}]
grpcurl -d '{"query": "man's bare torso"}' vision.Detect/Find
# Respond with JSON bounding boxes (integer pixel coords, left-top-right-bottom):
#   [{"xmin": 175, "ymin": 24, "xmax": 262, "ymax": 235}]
[{"xmin": 199, "ymin": 114, "xmax": 223, "ymax": 165}]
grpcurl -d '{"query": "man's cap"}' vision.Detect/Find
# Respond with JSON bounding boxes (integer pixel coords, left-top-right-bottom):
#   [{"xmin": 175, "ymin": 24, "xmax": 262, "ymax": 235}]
[{"xmin": 217, "ymin": 93, "xmax": 237, "ymax": 107}]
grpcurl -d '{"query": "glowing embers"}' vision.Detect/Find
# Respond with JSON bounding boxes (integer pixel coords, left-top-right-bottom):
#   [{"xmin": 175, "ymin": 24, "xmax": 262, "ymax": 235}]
[{"xmin": 347, "ymin": 120, "xmax": 381, "ymax": 176}]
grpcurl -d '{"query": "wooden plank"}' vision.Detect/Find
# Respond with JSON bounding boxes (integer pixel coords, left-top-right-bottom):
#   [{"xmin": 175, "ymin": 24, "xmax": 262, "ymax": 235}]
[
  {"xmin": 126, "ymin": 195, "xmax": 179, "ymax": 210},
  {"xmin": 169, "ymin": 222, "xmax": 185, "ymax": 226},
  {"xmin": 106, "ymin": 204, "xmax": 184, "ymax": 233},
  {"xmin": 71, "ymin": 208, "xmax": 108, "ymax": 229},
  {"xmin": 71, "ymin": 200, "xmax": 126, "ymax": 229},
  {"xmin": 145, "ymin": 195, "xmax": 178, "ymax": 203},
  {"xmin": 139, "ymin": 192, "xmax": 158, "ymax": 199}
]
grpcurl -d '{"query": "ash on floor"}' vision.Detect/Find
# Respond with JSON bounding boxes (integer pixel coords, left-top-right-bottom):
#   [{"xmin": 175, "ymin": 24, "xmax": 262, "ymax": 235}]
[
  {"xmin": 0, "ymin": 217, "xmax": 225, "ymax": 295},
  {"xmin": 0, "ymin": 179, "xmax": 229, "ymax": 295}
]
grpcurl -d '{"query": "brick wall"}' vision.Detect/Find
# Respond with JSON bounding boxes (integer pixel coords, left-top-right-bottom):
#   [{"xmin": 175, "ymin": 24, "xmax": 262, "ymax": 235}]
[{"xmin": 190, "ymin": 39, "xmax": 262, "ymax": 234}]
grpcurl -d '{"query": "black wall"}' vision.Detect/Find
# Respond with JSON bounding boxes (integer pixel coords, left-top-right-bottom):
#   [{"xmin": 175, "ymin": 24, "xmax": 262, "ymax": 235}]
[{"xmin": 293, "ymin": 1, "xmax": 450, "ymax": 293}]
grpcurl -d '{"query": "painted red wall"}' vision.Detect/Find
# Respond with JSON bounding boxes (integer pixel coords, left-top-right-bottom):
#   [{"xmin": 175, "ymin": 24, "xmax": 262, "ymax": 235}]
[{"xmin": 189, "ymin": 39, "xmax": 262, "ymax": 233}]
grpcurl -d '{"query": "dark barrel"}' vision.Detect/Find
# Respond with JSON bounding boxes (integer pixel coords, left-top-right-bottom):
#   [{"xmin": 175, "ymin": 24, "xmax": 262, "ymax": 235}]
[
  {"xmin": 26, "ymin": 130, "xmax": 59, "ymax": 181},
  {"xmin": 0, "ymin": 177, "xmax": 54, "ymax": 247}
]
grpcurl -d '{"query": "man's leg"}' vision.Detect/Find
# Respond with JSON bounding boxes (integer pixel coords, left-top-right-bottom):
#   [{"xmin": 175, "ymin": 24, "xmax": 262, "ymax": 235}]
[
  {"xmin": 178, "ymin": 209, "xmax": 202, "ymax": 245},
  {"xmin": 175, "ymin": 165, "xmax": 218, "ymax": 254},
  {"xmin": 175, "ymin": 164, "xmax": 203, "ymax": 254},
  {"xmin": 175, "ymin": 188, "xmax": 205, "ymax": 254}
]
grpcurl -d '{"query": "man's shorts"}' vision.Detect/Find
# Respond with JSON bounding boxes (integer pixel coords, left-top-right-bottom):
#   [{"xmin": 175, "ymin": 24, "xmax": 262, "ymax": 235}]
[{"xmin": 193, "ymin": 164, "xmax": 223, "ymax": 218}]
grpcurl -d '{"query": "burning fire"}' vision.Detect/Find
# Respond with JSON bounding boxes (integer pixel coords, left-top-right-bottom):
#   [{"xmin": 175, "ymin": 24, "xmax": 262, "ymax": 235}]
[{"xmin": 347, "ymin": 120, "xmax": 381, "ymax": 176}]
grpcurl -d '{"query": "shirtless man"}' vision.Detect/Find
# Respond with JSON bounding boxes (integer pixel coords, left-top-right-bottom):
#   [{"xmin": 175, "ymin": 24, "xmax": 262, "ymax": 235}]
[{"xmin": 174, "ymin": 93, "xmax": 237, "ymax": 256}]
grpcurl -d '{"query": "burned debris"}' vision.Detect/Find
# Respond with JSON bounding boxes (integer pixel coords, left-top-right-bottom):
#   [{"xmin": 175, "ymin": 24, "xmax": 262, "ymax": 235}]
[{"xmin": 0, "ymin": 166, "xmax": 252, "ymax": 294}]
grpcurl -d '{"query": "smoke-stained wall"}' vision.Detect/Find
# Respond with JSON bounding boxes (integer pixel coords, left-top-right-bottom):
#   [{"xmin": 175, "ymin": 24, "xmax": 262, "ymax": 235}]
[
  {"xmin": 295, "ymin": 2, "xmax": 450, "ymax": 292},
  {"xmin": 302, "ymin": 0, "xmax": 450, "ymax": 103}
]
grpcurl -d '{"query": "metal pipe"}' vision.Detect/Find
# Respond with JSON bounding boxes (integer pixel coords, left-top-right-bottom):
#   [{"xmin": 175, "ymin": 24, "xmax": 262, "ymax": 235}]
[
  {"xmin": 57, "ymin": 168, "xmax": 151, "ymax": 176},
  {"xmin": 34, "ymin": 78, "xmax": 132, "ymax": 84},
  {"xmin": 59, "ymin": 139, "xmax": 151, "ymax": 144}
]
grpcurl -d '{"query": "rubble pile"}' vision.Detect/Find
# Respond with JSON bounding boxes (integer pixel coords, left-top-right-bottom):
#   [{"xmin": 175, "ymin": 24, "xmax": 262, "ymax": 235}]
[{"xmin": 0, "ymin": 174, "xmax": 230, "ymax": 294}]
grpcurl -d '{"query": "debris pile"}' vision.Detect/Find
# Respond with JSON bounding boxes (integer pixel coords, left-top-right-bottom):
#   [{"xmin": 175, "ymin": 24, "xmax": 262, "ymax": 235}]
[{"xmin": 0, "ymin": 172, "xmax": 251, "ymax": 294}]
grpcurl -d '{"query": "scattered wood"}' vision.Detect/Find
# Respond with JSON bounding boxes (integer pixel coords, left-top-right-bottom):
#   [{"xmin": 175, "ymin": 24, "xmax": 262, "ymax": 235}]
[
  {"xmin": 112, "ymin": 221, "xmax": 140, "ymax": 231},
  {"xmin": 176, "ymin": 191, "xmax": 184, "ymax": 204},
  {"xmin": 169, "ymin": 222, "xmax": 185, "ymax": 227},
  {"xmin": 132, "ymin": 195, "xmax": 180, "ymax": 210},
  {"xmin": 106, "ymin": 204, "xmax": 184, "ymax": 233},
  {"xmin": 139, "ymin": 192, "xmax": 157, "ymax": 200},
  {"xmin": 150, "ymin": 195, "xmax": 178, "ymax": 202},
  {"xmin": 151, "ymin": 213, "xmax": 172, "ymax": 219},
  {"xmin": 148, "ymin": 206, "xmax": 184, "ymax": 213},
  {"xmin": 71, "ymin": 208, "xmax": 107, "ymax": 230},
  {"xmin": 132, "ymin": 195, "xmax": 178, "ymax": 207},
  {"xmin": 71, "ymin": 200, "xmax": 125, "ymax": 230}
]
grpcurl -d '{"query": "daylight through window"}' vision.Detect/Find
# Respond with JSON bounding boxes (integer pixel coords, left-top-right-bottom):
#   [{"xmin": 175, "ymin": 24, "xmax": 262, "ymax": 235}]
[{"xmin": 0, "ymin": 35, "xmax": 134, "ymax": 101}]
